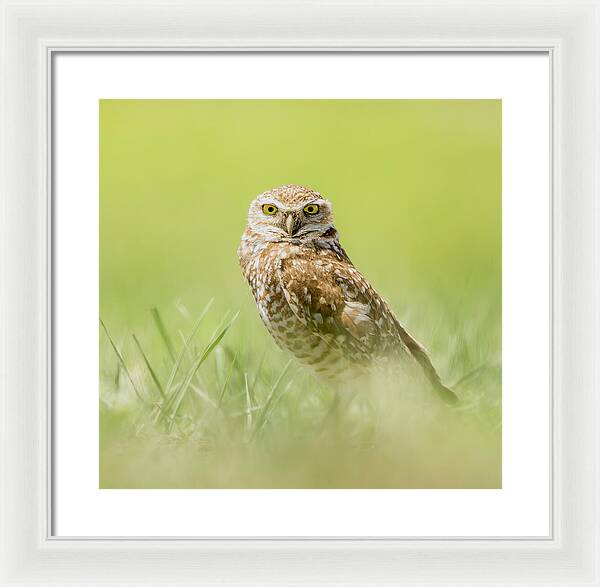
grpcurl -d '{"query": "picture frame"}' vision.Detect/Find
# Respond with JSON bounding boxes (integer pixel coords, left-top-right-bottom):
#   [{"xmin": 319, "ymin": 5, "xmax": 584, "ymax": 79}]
[{"xmin": 1, "ymin": 0, "xmax": 598, "ymax": 584}]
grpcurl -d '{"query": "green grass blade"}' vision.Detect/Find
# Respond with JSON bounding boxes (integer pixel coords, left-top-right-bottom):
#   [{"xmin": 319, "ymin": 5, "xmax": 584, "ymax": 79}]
[
  {"xmin": 179, "ymin": 330, "xmax": 207, "ymax": 394},
  {"xmin": 244, "ymin": 373, "xmax": 253, "ymax": 434},
  {"xmin": 167, "ymin": 312, "xmax": 239, "ymax": 426},
  {"xmin": 113, "ymin": 362, "xmax": 121, "ymax": 389},
  {"xmin": 162, "ymin": 298, "xmax": 214, "ymax": 401},
  {"xmin": 132, "ymin": 333, "xmax": 165, "ymax": 399},
  {"xmin": 189, "ymin": 383, "xmax": 218, "ymax": 408},
  {"xmin": 250, "ymin": 359, "xmax": 293, "ymax": 441},
  {"xmin": 159, "ymin": 307, "xmax": 225, "ymax": 423},
  {"xmin": 214, "ymin": 346, "xmax": 228, "ymax": 389},
  {"xmin": 250, "ymin": 349, "xmax": 267, "ymax": 392},
  {"xmin": 216, "ymin": 351, "xmax": 238, "ymax": 410},
  {"xmin": 150, "ymin": 306, "xmax": 176, "ymax": 362},
  {"xmin": 100, "ymin": 318, "xmax": 146, "ymax": 404}
]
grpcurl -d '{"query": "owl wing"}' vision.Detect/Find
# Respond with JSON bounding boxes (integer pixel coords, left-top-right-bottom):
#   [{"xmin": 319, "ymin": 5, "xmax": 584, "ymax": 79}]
[
  {"xmin": 277, "ymin": 255, "xmax": 410, "ymax": 361},
  {"xmin": 277, "ymin": 254, "xmax": 459, "ymax": 404}
]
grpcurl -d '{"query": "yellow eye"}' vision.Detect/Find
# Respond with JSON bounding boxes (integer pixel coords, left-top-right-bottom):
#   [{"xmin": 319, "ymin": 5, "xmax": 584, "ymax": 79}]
[
  {"xmin": 303, "ymin": 204, "xmax": 320, "ymax": 215},
  {"xmin": 262, "ymin": 204, "xmax": 278, "ymax": 215}
]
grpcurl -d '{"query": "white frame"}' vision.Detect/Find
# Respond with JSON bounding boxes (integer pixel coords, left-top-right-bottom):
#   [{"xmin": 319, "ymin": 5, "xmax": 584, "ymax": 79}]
[{"xmin": 0, "ymin": 1, "xmax": 598, "ymax": 584}]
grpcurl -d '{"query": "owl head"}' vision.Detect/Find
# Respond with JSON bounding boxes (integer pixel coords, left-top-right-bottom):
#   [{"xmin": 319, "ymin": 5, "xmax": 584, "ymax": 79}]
[{"xmin": 245, "ymin": 184, "xmax": 335, "ymax": 241}]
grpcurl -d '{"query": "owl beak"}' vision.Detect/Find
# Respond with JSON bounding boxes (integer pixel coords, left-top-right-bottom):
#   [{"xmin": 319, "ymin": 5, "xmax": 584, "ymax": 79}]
[{"xmin": 285, "ymin": 214, "xmax": 298, "ymax": 236}]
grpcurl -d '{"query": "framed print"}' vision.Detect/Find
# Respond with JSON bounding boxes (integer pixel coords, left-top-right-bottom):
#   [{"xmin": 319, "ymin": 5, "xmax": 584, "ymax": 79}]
[{"xmin": 1, "ymin": 1, "xmax": 599, "ymax": 585}]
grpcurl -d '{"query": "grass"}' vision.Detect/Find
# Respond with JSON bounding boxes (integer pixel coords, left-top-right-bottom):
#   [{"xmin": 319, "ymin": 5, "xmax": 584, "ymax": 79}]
[{"xmin": 99, "ymin": 295, "xmax": 501, "ymax": 489}]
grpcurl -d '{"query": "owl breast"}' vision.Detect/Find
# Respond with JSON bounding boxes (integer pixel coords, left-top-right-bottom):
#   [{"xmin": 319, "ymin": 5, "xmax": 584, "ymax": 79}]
[{"xmin": 240, "ymin": 240, "xmax": 356, "ymax": 380}]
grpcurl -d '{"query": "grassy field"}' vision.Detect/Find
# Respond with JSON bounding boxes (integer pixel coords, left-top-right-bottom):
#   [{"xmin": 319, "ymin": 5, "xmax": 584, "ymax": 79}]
[{"xmin": 100, "ymin": 99, "xmax": 501, "ymax": 488}]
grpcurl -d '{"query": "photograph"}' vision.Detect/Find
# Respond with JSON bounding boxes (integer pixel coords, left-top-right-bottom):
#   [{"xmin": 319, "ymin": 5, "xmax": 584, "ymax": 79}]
[{"xmin": 99, "ymin": 99, "xmax": 501, "ymax": 489}]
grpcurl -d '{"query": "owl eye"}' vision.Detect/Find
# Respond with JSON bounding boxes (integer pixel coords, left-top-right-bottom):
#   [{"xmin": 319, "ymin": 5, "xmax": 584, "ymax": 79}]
[
  {"xmin": 303, "ymin": 204, "xmax": 320, "ymax": 215},
  {"xmin": 262, "ymin": 204, "xmax": 278, "ymax": 215}
]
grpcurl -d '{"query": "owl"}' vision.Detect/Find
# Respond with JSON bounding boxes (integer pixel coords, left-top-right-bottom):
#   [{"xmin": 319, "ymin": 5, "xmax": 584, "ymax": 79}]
[{"xmin": 238, "ymin": 184, "xmax": 457, "ymax": 404}]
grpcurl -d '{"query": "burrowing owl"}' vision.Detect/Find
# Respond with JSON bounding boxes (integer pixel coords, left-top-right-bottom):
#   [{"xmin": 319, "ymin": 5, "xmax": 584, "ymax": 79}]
[{"xmin": 238, "ymin": 184, "xmax": 457, "ymax": 403}]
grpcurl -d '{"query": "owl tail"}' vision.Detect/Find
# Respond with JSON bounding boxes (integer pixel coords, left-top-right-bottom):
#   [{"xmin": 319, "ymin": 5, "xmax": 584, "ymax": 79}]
[
  {"xmin": 413, "ymin": 352, "xmax": 459, "ymax": 406},
  {"xmin": 432, "ymin": 381, "xmax": 459, "ymax": 405},
  {"xmin": 395, "ymin": 324, "xmax": 459, "ymax": 405}
]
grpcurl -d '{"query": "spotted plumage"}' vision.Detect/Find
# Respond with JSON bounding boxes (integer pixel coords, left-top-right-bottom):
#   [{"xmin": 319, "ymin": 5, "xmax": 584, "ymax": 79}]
[{"xmin": 238, "ymin": 184, "xmax": 457, "ymax": 403}]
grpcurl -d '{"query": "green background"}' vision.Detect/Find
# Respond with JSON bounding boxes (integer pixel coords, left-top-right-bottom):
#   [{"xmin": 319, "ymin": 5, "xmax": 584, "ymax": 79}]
[
  {"xmin": 100, "ymin": 100, "xmax": 501, "ymax": 488},
  {"xmin": 100, "ymin": 100, "xmax": 500, "ymax": 326}
]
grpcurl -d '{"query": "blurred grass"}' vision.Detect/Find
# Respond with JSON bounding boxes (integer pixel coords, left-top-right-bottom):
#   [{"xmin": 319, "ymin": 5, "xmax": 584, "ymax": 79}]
[{"xmin": 100, "ymin": 99, "xmax": 501, "ymax": 488}]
